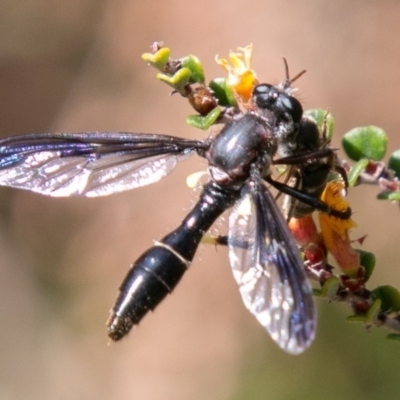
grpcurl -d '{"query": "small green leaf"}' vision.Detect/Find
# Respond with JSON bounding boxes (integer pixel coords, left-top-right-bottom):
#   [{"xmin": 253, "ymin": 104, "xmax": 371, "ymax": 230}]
[
  {"xmin": 180, "ymin": 55, "xmax": 205, "ymax": 84},
  {"xmin": 372, "ymin": 285, "xmax": 400, "ymax": 312},
  {"xmin": 312, "ymin": 288, "xmax": 323, "ymax": 297},
  {"xmin": 186, "ymin": 107, "xmax": 221, "ymax": 130},
  {"xmin": 157, "ymin": 68, "xmax": 192, "ymax": 91},
  {"xmin": 356, "ymin": 250, "xmax": 375, "ymax": 282},
  {"xmin": 366, "ymin": 299, "xmax": 383, "ymax": 322},
  {"xmin": 346, "ymin": 299, "xmax": 381, "ymax": 325},
  {"xmin": 342, "ymin": 126, "xmax": 387, "ymax": 161},
  {"xmin": 377, "ymin": 191, "xmax": 400, "ymax": 201},
  {"xmin": 388, "ymin": 149, "xmax": 400, "ymax": 179},
  {"xmin": 346, "ymin": 314, "xmax": 369, "ymax": 323},
  {"xmin": 318, "ymin": 276, "xmax": 340, "ymax": 299},
  {"xmin": 209, "ymin": 78, "xmax": 237, "ymax": 106},
  {"xmin": 142, "ymin": 47, "xmax": 171, "ymax": 70},
  {"xmin": 347, "ymin": 158, "xmax": 369, "ymax": 186},
  {"xmin": 387, "ymin": 333, "xmax": 400, "ymax": 341},
  {"xmin": 347, "ymin": 299, "xmax": 382, "ymax": 323},
  {"xmin": 303, "ymin": 109, "xmax": 334, "ymax": 141}
]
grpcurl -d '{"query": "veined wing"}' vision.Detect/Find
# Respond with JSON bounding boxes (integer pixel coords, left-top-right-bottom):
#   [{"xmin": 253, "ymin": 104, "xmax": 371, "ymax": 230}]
[
  {"xmin": 0, "ymin": 132, "xmax": 209, "ymax": 197},
  {"xmin": 228, "ymin": 177, "xmax": 316, "ymax": 354}
]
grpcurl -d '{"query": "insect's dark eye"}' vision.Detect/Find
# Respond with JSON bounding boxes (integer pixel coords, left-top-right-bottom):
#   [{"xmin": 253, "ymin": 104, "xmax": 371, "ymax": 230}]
[
  {"xmin": 281, "ymin": 96, "xmax": 303, "ymax": 124},
  {"xmin": 252, "ymin": 84, "xmax": 303, "ymax": 124},
  {"xmin": 252, "ymin": 84, "xmax": 275, "ymax": 108}
]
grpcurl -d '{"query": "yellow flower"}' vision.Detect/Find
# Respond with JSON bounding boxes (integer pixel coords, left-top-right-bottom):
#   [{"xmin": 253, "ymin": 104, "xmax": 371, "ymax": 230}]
[
  {"xmin": 319, "ymin": 181, "xmax": 356, "ymax": 243},
  {"xmin": 215, "ymin": 44, "xmax": 258, "ymax": 101},
  {"xmin": 319, "ymin": 181, "xmax": 360, "ymax": 277}
]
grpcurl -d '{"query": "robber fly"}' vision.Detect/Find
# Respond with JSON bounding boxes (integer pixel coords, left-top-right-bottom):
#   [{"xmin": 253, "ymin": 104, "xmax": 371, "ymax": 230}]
[
  {"xmin": 249, "ymin": 60, "xmax": 351, "ymax": 222},
  {"xmin": 276, "ymin": 114, "xmax": 350, "ymax": 221},
  {"xmin": 0, "ymin": 64, "xmax": 345, "ymax": 354}
]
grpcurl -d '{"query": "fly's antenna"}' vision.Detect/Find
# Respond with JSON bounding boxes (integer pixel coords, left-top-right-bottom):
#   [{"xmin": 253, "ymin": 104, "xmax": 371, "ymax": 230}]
[{"xmin": 282, "ymin": 57, "xmax": 307, "ymax": 90}]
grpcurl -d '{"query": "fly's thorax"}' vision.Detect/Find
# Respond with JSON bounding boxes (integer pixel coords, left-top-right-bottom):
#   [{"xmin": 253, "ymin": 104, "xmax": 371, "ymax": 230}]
[
  {"xmin": 274, "ymin": 121, "xmax": 299, "ymax": 158},
  {"xmin": 206, "ymin": 113, "xmax": 275, "ymax": 188}
]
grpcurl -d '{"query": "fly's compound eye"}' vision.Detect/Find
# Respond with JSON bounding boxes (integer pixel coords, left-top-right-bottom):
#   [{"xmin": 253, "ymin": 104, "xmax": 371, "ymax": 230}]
[
  {"xmin": 252, "ymin": 84, "xmax": 303, "ymax": 124},
  {"xmin": 279, "ymin": 95, "xmax": 303, "ymax": 124},
  {"xmin": 252, "ymin": 84, "xmax": 276, "ymax": 108}
]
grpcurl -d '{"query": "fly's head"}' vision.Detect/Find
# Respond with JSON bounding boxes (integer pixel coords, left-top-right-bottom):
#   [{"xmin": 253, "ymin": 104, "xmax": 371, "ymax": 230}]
[
  {"xmin": 251, "ymin": 83, "xmax": 303, "ymax": 158},
  {"xmin": 252, "ymin": 84, "xmax": 303, "ymax": 125}
]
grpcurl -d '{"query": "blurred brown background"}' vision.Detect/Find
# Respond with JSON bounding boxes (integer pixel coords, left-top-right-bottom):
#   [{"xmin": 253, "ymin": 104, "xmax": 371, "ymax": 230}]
[{"xmin": 1, "ymin": 1, "xmax": 400, "ymax": 399}]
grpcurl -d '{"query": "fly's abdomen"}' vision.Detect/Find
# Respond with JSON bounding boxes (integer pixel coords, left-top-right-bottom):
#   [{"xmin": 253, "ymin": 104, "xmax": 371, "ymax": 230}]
[
  {"xmin": 107, "ymin": 243, "xmax": 190, "ymax": 341},
  {"xmin": 107, "ymin": 181, "xmax": 238, "ymax": 341}
]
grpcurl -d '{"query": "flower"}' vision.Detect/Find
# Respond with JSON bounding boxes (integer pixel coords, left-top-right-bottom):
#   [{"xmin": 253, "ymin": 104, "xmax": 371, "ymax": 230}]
[
  {"xmin": 319, "ymin": 181, "xmax": 360, "ymax": 277},
  {"xmin": 215, "ymin": 44, "xmax": 258, "ymax": 101}
]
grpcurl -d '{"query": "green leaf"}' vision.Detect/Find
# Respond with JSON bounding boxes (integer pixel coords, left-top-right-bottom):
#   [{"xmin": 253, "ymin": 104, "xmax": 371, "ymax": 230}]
[
  {"xmin": 366, "ymin": 299, "xmax": 383, "ymax": 321},
  {"xmin": 347, "ymin": 158, "xmax": 369, "ymax": 186},
  {"xmin": 356, "ymin": 249, "xmax": 375, "ymax": 282},
  {"xmin": 142, "ymin": 47, "xmax": 171, "ymax": 70},
  {"xmin": 372, "ymin": 285, "xmax": 400, "ymax": 312},
  {"xmin": 346, "ymin": 299, "xmax": 381, "ymax": 323},
  {"xmin": 180, "ymin": 55, "xmax": 205, "ymax": 84},
  {"xmin": 377, "ymin": 191, "xmax": 400, "ymax": 201},
  {"xmin": 388, "ymin": 149, "xmax": 400, "ymax": 179},
  {"xmin": 303, "ymin": 109, "xmax": 334, "ymax": 141},
  {"xmin": 312, "ymin": 288, "xmax": 322, "ymax": 296},
  {"xmin": 209, "ymin": 78, "xmax": 237, "ymax": 107},
  {"xmin": 157, "ymin": 68, "xmax": 192, "ymax": 91},
  {"xmin": 387, "ymin": 333, "xmax": 400, "ymax": 341},
  {"xmin": 342, "ymin": 126, "xmax": 387, "ymax": 161},
  {"xmin": 186, "ymin": 107, "xmax": 221, "ymax": 130},
  {"xmin": 317, "ymin": 276, "xmax": 340, "ymax": 299},
  {"xmin": 346, "ymin": 314, "xmax": 369, "ymax": 323}
]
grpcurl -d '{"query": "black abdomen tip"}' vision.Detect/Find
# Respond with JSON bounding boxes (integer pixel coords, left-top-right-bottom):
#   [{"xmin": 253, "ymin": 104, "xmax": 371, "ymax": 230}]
[{"xmin": 107, "ymin": 312, "xmax": 134, "ymax": 341}]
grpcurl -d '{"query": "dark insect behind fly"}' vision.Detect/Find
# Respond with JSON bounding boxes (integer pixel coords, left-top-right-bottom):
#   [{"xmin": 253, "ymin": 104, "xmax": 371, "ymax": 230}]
[
  {"xmin": 250, "ymin": 60, "xmax": 351, "ymax": 222},
  {"xmin": 0, "ymin": 47, "xmax": 350, "ymax": 354},
  {"xmin": 277, "ymin": 114, "xmax": 350, "ymax": 221}
]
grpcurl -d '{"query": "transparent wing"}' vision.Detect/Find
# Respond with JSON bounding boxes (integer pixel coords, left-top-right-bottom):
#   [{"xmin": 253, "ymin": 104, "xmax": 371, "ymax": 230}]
[
  {"xmin": 228, "ymin": 178, "xmax": 316, "ymax": 354},
  {"xmin": 0, "ymin": 132, "xmax": 209, "ymax": 197}
]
